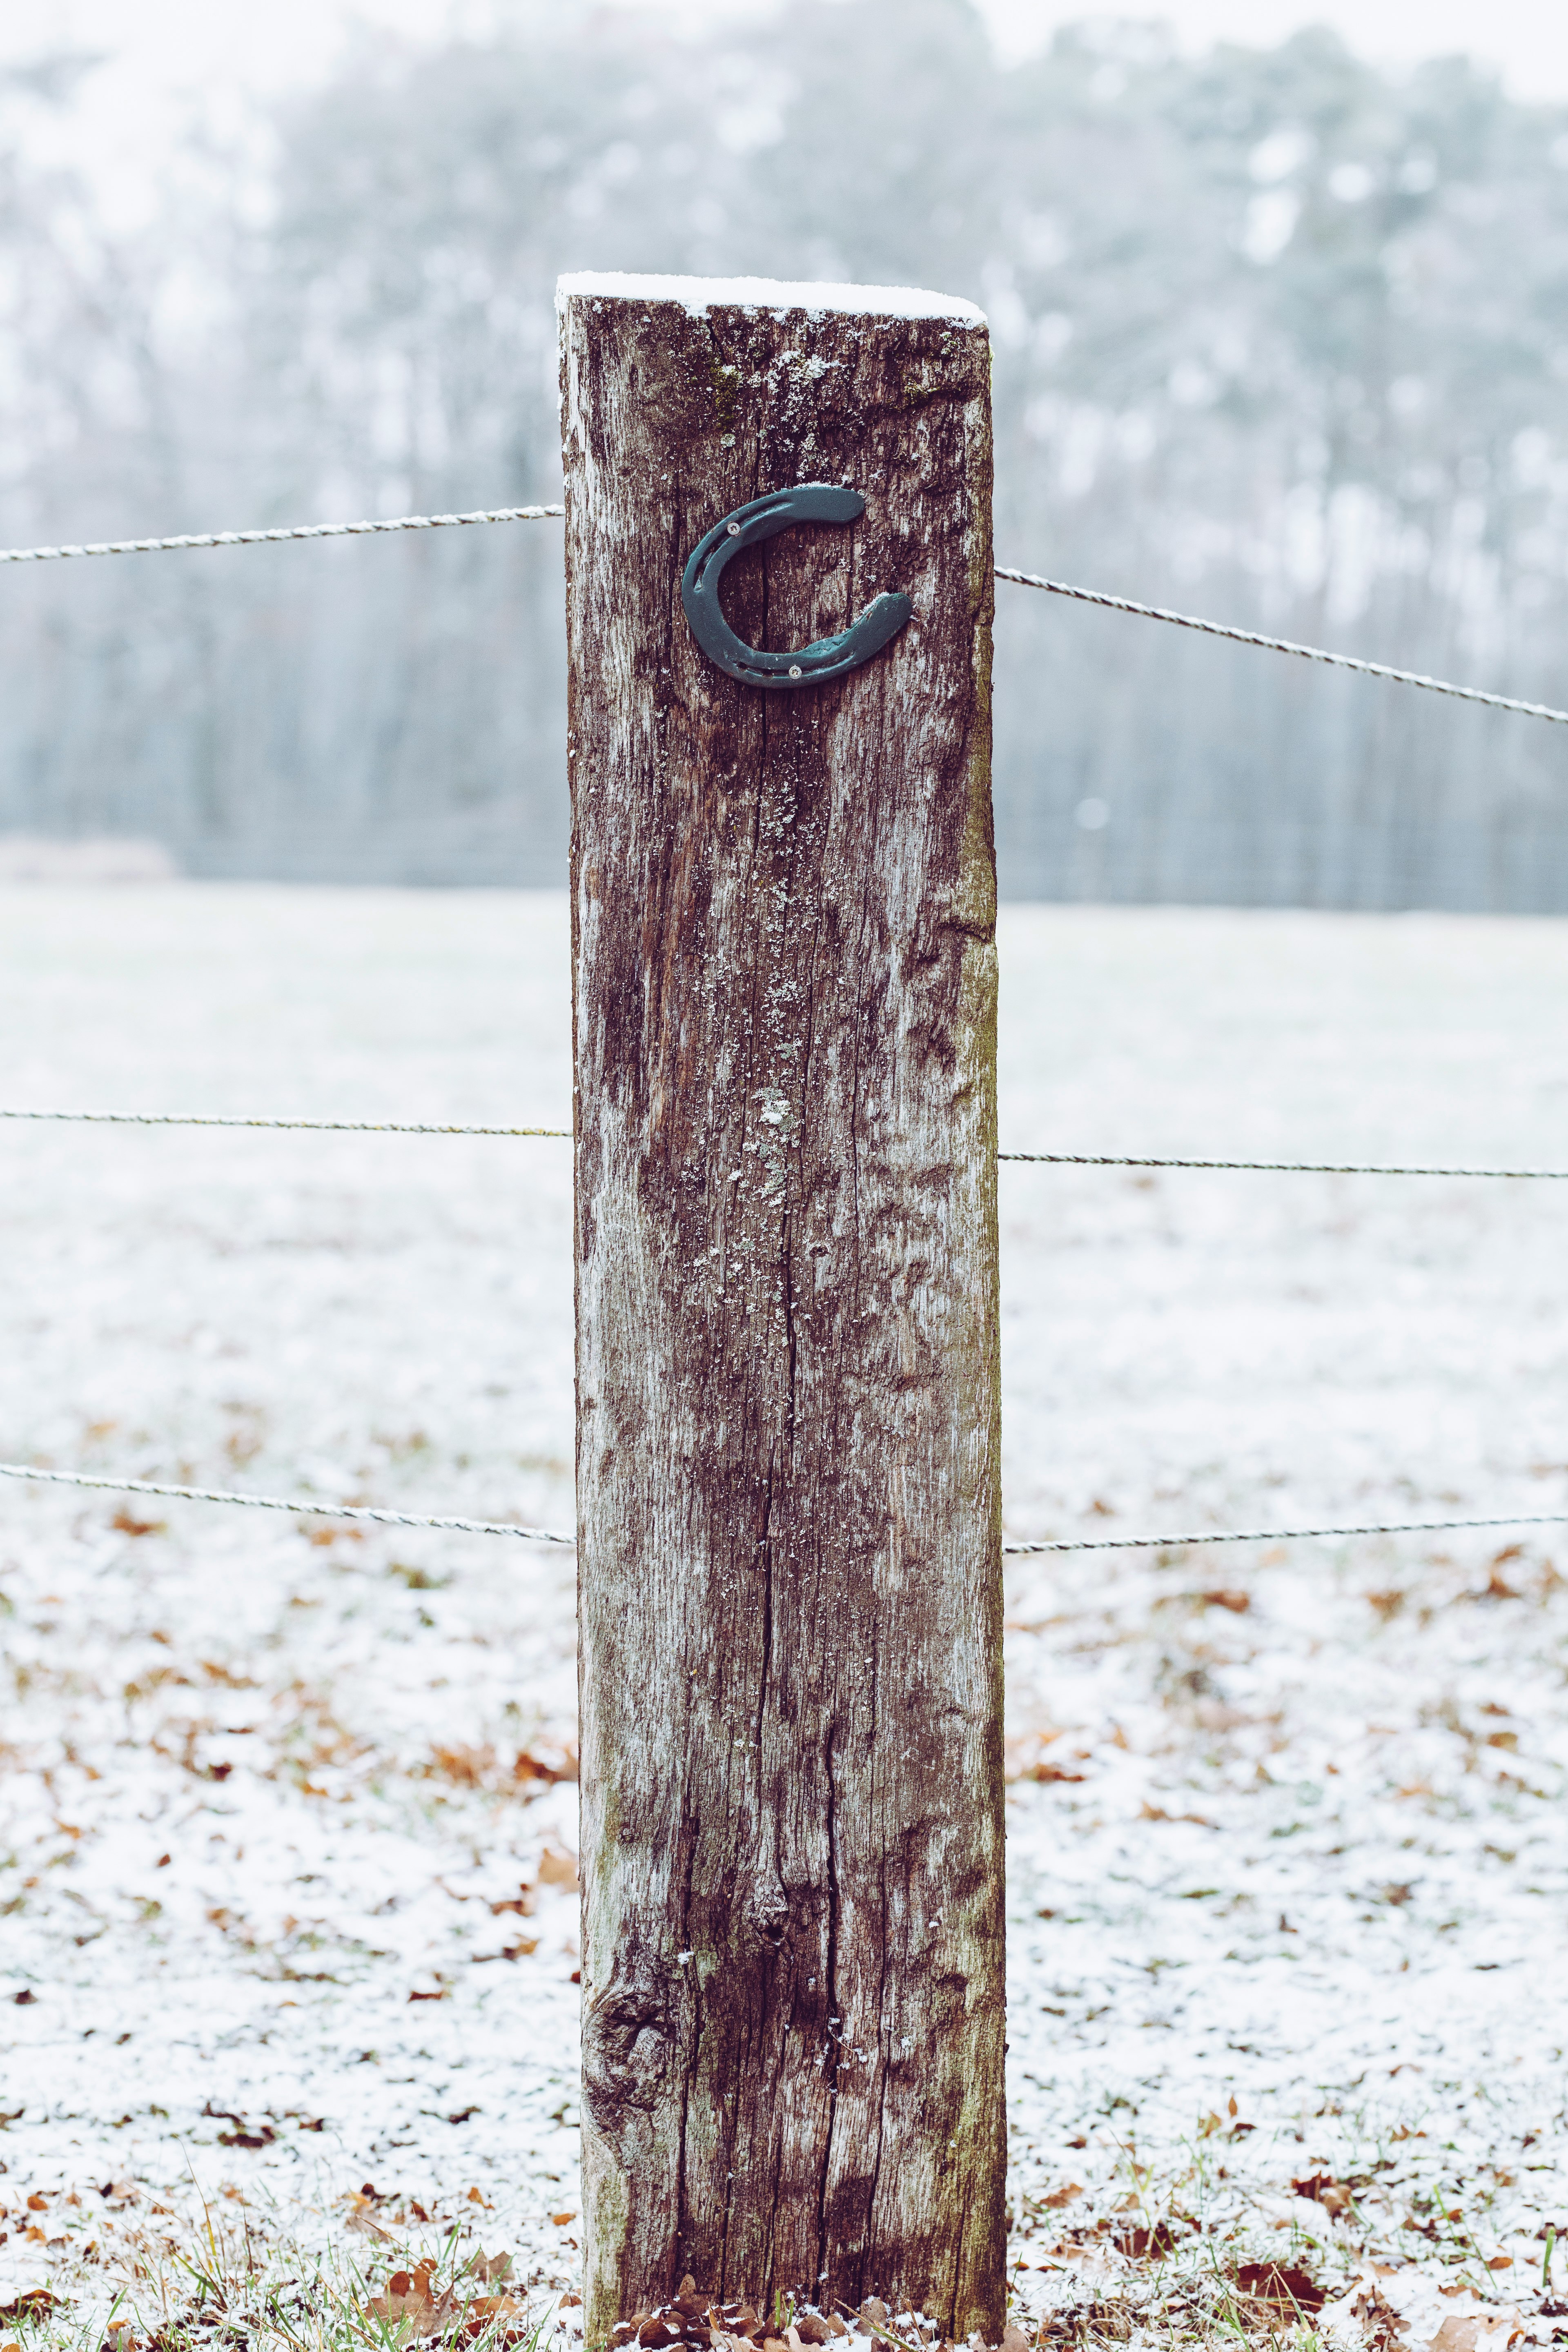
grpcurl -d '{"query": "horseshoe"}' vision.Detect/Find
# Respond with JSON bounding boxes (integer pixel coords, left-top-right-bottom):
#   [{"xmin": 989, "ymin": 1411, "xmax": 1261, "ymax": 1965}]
[{"xmin": 680, "ymin": 486, "xmax": 913, "ymax": 691}]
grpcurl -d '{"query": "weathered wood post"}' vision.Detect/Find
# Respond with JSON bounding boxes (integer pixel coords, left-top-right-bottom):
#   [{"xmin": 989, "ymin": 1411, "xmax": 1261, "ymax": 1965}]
[{"xmin": 559, "ymin": 272, "xmax": 1002, "ymax": 2346}]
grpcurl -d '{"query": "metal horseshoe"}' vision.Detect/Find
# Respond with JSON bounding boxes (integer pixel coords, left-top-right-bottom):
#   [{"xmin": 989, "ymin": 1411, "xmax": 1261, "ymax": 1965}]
[{"xmin": 681, "ymin": 486, "xmax": 913, "ymax": 691}]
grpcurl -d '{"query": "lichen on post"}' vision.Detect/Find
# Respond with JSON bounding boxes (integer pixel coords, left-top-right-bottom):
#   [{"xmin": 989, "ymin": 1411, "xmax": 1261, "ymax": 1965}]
[{"xmin": 559, "ymin": 272, "xmax": 1002, "ymax": 2348}]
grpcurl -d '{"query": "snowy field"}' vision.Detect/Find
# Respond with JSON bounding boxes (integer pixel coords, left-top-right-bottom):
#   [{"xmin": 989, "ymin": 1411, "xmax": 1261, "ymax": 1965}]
[{"xmin": 2, "ymin": 884, "xmax": 1566, "ymax": 2351}]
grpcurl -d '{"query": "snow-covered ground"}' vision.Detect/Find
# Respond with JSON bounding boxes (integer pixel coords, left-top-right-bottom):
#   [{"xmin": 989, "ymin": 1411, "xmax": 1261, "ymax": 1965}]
[{"xmin": 2, "ymin": 886, "xmax": 1565, "ymax": 2348}]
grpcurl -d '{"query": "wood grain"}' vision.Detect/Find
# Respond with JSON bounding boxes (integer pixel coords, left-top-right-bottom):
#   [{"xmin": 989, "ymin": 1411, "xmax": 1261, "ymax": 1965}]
[{"xmin": 560, "ymin": 274, "xmax": 1002, "ymax": 2347}]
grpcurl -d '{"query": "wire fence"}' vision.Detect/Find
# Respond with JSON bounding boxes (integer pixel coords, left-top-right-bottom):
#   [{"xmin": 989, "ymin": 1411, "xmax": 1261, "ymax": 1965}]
[
  {"xmin": 6, "ymin": 1107, "xmax": 1568, "ymax": 1182},
  {"xmin": 6, "ymin": 1459, "xmax": 1564, "ymax": 1562},
  {"xmin": 0, "ymin": 506, "xmax": 563, "ymax": 565},
  {"xmin": 4, "ymin": 496, "xmax": 1564, "ymax": 1563},
  {"xmin": 1, "ymin": 498, "xmax": 1562, "ymax": 731},
  {"xmin": 0, "ymin": 1461, "xmax": 573, "ymax": 1546},
  {"xmin": 994, "ymin": 564, "xmax": 1568, "ymax": 726}
]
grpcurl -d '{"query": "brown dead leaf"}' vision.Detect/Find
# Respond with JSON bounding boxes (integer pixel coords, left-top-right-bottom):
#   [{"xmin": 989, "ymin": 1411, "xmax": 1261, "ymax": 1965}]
[
  {"xmin": 1293, "ymin": 2173, "xmax": 1354, "ymax": 2214},
  {"xmin": 1430, "ymin": 2321, "xmax": 1482, "ymax": 2352},
  {"xmin": 343, "ymin": 2189, "xmax": 394, "ymax": 2241},
  {"xmin": 365, "ymin": 2265, "xmax": 456, "ymax": 2340},
  {"xmin": 0, "ymin": 2295, "xmax": 63, "ymax": 2323},
  {"xmin": 549, "ymin": 2212, "xmax": 576, "ymax": 2227},
  {"xmin": 465, "ymin": 2254, "xmax": 513, "ymax": 2286},
  {"xmin": 1199, "ymin": 1589, "xmax": 1251, "ymax": 1614},
  {"xmin": 1235, "ymin": 2263, "xmax": 1325, "ymax": 2315},
  {"xmin": 1341, "ymin": 2281, "xmax": 1410, "ymax": 2349},
  {"xmin": 449, "ymin": 2294, "xmax": 524, "ymax": 2343},
  {"xmin": 111, "ymin": 1507, "xmax": 166, "ymax": 1538},
  {"xmin": 1042, "ymin": 2182, "xmax": 1083, "ymax": 2207},
  {"xmin": 1117, "ymin": 2221, "xmax": 1182, "ymax": 2258},
  {"xmin": 537, "ymin": 1847, "xmax": 578, "ymax": 1888}
]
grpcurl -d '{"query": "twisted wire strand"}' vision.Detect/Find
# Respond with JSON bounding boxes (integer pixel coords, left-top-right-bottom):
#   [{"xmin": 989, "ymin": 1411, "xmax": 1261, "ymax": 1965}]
[
  {"xmin": 0, "ymin": 1107, "xmax": 569, "ymax": 1137},
  {"xmin": 0, "ymin": 493, "xmax": 1558, "ymax": 729},
  {"xmin": 0, "ymin": 506, "xmax": 564, "ymax": 565},
  {"xmin": 1000, "ymin": 1509, "xmax": 1568, "ymax": 1556},
  {"xmin": 4, "ymin": 1108, "xmax": 1566, "ymax": 1179},
  {"xmin": 994, "ymin": 564, "xmax": 1568, "ymax": 726},
  {"xmin": 0, "ymin": 1461, "xmax": 575, "ymax": 1546},
  {"xmin": 996, "ymin": 1149, "xmax": 1568, "ymax": 1178},
  {"xmin": 3, "ymin": 1460, "xmax": 1559, "ymax": 1559}
]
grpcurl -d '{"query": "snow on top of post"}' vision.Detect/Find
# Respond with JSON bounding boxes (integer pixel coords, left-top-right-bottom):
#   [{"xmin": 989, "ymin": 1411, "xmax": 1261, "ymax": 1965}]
[{"xmin": 555, "ymin": 271, "xmax": 986, "ymax": 327}]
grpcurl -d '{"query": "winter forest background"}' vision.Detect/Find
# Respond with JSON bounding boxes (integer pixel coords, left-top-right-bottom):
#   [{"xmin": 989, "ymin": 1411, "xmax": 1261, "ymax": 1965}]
[{"xmin": 5, "ymin": 0, "xmax": 1568, "ymax": 907}]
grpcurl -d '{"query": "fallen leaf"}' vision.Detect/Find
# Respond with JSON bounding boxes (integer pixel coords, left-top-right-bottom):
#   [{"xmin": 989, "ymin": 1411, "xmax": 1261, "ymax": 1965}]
[
  {"xmin": 1042, "ymin": 2182, "xmax": 1083, "ymax": 2207},
  {"xmin": 537, "ymin": 1847, "xmax": 579, "ymax": 1888},
  {"xmin": 1235, "ymin": 2263, "xmax": 1325, "ymax": 2315},
  {"xmin": 550, "ymin": 2212, "xmax": 576, "ymax": 2227},
  {"xmin": 343, "ymin": 2188, "xmax": 394, "ymax": 2241},
  {"xmin": 1339, "ymin": 2281, "xmax": 1411, "ymax": 2349},
  {"xmin": 0, "ymin": 2295, "xmax": 62, "ymax": 2323},
  {"xmin": 365, "ymin": 2262, "xmax": 457, "ymax": 2340},
  {"xmin": 1293, "ymin": 2173, "xmax": 1354, "ymax": 2214},
  {"xmin": 1117, "ymin": 2221, "xmax": 1182, "ymax": 2258}
]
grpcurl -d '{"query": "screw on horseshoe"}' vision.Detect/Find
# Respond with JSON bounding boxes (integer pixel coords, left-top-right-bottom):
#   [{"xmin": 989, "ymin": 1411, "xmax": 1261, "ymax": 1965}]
[{"xmin": 680, "ymin": 486, "xmax": 913, "ymax": 691}]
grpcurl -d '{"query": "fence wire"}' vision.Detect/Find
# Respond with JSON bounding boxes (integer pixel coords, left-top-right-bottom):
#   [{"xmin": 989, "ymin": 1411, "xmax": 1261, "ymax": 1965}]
[
  {"xmin": 4, "ymin": 501, "xmax": 1561, "ymax": 1573},
  {"xmin": 6, "ymin": 1107, "xmax": 1567, "ymax": 1180},
  {"xmin": 5, "ymin": 1459, "xmax": 1563, "ymax": 1561},
  {"xmin": 0, "ymin": 1107, "xmax": 570, "ymax": 1137},
  {"xmin": 0, "ymin": 497, "xmax": 1561, "ymax": 728},
  {"xmin": 994, "ymin": 564, "xmax": 1568, "ymax": 726},
  {"xmin": 0, "ymin": 506, "xmax": 563, "ymax": 565},
  {"xmin": 0, "ymin": 1461, "xmax": 574, "ymax": 1545},
  {"xmin": 997, "ymin": 1149, "xmax": 1568, "ymax": 1178}
]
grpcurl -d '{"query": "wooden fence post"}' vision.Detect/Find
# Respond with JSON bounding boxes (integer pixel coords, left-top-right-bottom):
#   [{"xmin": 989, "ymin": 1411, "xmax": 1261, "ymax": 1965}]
[{"xmin": 559, "ymin": 272, "xmax": 1002, "ymax": 2348}]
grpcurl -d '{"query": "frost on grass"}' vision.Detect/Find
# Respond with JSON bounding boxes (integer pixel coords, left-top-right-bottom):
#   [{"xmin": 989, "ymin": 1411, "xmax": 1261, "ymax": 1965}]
[{"xmin": 3, "ymin": 890, "xmax": 1568, "ymax": 2352}]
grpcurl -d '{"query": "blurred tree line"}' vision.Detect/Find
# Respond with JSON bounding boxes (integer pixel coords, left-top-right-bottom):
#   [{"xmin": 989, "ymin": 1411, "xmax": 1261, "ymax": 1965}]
[{"xmin": 4, "ymin": 0, "xmax": 1568, "ymax": 905}]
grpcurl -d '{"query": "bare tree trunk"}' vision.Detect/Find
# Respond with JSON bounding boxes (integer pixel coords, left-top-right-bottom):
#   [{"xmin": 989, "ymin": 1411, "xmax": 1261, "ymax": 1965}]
[{"xmin": 560, "ymin": 274, "xmax": 1002, "ymax": 2349}]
